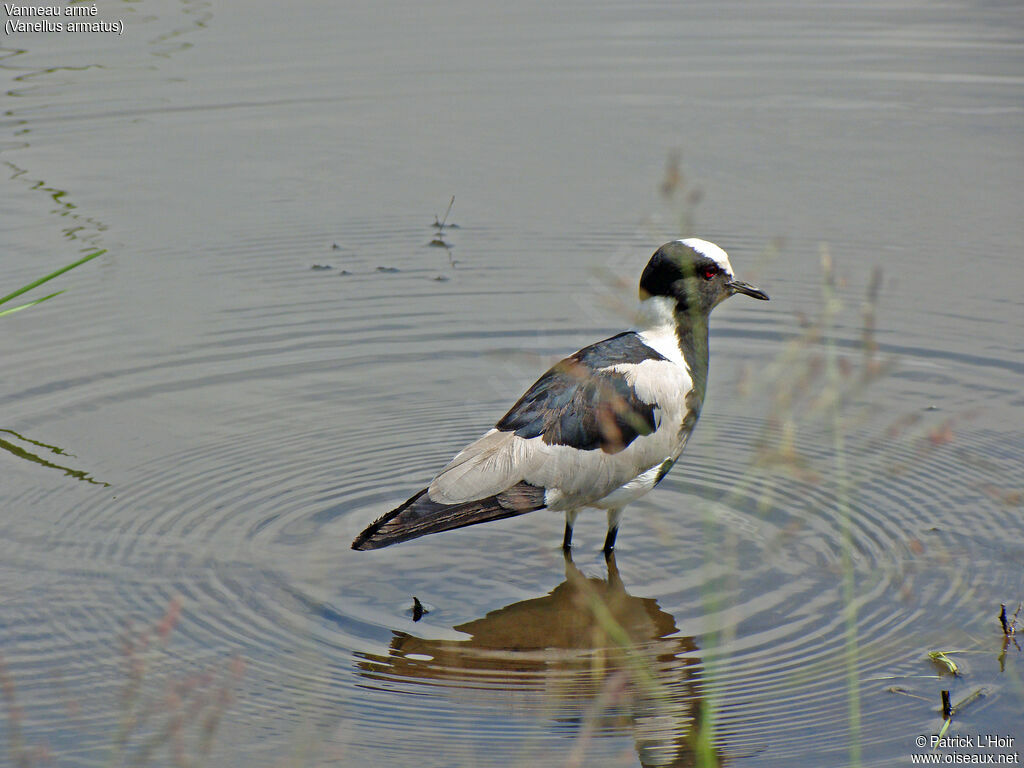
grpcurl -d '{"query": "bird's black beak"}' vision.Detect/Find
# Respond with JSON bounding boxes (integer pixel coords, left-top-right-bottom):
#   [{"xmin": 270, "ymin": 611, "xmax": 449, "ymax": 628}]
[{"xmin": 728, "ymin": 280, "xmax": 770, "ymax": 301}]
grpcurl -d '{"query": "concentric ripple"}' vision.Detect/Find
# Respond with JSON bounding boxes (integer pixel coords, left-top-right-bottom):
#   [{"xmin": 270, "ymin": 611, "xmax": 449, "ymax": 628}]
[
  {"xmin": 3, "ymin": 215, "xmax": 1023, "ymax": 765},
  {"xmin": 318, "ymin": 414, "xmax": 1023, "ymax": 766},
  {"xmin": 3, "ymin": 211, "xmax": 1022, "ymax": 765}
]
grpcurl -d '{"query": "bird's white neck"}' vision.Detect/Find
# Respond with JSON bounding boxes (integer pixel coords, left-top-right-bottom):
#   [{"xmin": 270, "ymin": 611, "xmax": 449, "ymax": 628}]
[
  {"xmin": 636, "ymin": 296, "xmax": 685, "ymax": 364},
  {"xmin": 636, "ymin": 295, "xmax": 710, "ymax": 393}
]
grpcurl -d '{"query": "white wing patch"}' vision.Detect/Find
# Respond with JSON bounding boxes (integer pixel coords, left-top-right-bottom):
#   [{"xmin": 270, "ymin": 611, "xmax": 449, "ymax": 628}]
[{"xmin": 428, "ymin": 429, "xmax": 541, "ymax": 504}]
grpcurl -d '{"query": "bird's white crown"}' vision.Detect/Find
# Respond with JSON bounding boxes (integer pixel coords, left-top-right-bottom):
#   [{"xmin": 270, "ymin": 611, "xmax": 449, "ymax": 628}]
[{"xmin": 677, "ymin": 238, "xmax": 734, "ymax": 278}]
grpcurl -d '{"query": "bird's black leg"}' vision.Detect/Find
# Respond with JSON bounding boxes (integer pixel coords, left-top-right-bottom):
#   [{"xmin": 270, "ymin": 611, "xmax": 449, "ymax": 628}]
[
  {"xmin": 562, "ymin": 510, "xmax": 578, "ymax": 551},
  {"xmin": 603, "ymin": 508, "xmax": 623, "ymax": 555},
  {"xmin": 602, "ymin": 526, "xmax": 618, "ymax": 555}
]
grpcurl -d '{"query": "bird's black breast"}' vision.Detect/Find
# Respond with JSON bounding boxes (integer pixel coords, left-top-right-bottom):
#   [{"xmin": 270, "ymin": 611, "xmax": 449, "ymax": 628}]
[{"xmin": 495, "ymin": 331, "xmax": 668, "ymax": 454}]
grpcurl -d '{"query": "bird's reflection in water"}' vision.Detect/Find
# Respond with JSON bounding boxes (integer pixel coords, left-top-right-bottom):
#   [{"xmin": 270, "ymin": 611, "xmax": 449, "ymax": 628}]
[{"xmin": 357, "ymin": 553, "xmax": 720, "ymax": 767}]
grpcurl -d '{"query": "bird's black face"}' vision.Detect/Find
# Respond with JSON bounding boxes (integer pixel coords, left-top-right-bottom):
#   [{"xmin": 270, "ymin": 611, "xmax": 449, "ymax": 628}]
[{"xmin": 639, "ymin": 240, "xmax": 768, "ymax": 317}]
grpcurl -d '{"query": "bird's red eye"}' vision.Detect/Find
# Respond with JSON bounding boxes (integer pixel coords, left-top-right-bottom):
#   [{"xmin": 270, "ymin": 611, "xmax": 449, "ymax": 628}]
[{"xmin": 702, "ymin": 266, "xmax": 717, "ymax": 280}]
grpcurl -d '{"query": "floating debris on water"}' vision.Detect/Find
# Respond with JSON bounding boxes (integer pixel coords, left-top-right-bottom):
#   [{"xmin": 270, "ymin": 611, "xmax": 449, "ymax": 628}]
[
  {"xmin": 927, "ymin": 650, "xmax": 961, "ymax": 677},
  {"xmin": 429, "ymin": 195, "xmax": 457, "ymax": 249},
  {"xmin": 432, "ymin": 196, "xmax": 456, "ymax": 231},
  {"xmin": 411, "ymin": 597, "xmax": 428, "ymax": 622},
  {"xmin": 1000, "ymin": 603, "xmax": 1020, "ymax": 637}
]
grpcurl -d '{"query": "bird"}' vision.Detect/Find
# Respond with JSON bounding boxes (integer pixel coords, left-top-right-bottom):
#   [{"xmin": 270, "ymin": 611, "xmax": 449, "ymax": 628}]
[{"xmin": 351, "ymin": 238, "xmax": 769, "ymax": 554}]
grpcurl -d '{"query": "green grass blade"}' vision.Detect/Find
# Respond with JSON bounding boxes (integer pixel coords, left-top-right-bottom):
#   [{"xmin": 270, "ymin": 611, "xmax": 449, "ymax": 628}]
[
  {"xmin": 0, "ymin": 291, "xmax": 64, "ymax": 316},
  {"xmin": 0, "ymin": 249, "xmax": 105, "ymax": 308}
]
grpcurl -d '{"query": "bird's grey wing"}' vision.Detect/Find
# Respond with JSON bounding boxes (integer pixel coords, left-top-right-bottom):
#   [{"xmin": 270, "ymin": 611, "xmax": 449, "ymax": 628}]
[
  {"xmin": 429, "ymin": 331, "xmax": 668, "ymax": 504},
  {"xmin": 496, "ymin": 331, "xmax": 666, "ymax": 450},
  {"xmin": 427, "ymin": 428, "xmax": 543, "ymax": 504}
]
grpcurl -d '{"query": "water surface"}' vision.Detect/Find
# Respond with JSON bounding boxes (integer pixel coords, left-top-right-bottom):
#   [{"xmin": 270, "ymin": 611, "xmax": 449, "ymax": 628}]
[{"xmin": 2, "ymin": 1, "xmax": 1022, "ymax": 765}]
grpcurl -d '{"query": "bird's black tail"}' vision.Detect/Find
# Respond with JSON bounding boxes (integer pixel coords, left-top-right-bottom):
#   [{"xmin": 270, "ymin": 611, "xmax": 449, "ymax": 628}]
[{"xmin": 351, "ymin": 482, "xmax": 547, "ymax": 550}]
